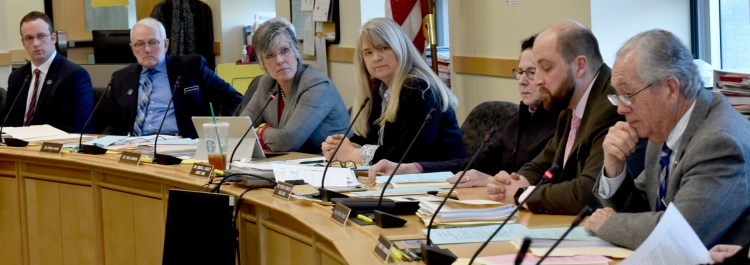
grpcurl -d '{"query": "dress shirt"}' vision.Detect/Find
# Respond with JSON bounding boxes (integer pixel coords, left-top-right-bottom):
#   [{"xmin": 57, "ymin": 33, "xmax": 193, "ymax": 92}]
[
  {"xmin": 140, "ymin": 60, "xmax": 179, "ymax": 136},
  {"xmin": 25, "ymin": 50, "xmax": 56, "ymax": 113}
]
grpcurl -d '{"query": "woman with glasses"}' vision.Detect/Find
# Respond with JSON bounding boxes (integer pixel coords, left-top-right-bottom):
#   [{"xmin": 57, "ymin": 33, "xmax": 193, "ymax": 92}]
[
  {"xmin": 321, "ymin": 17, "xmax": 466, "ymax": 165},
  {"xmin": 367, "ymin": 34, "xmax": 561, "ymax": 187},
  {"xmin": 238, "ymin": 17, "xmax": 349, "ymax": 153}
]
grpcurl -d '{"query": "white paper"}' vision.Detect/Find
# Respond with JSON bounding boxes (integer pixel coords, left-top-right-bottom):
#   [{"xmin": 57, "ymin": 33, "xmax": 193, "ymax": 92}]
[
  {"xmin": 421, "ymin": 224, "xmax": 529, "ymax": 245},
  {"xmin": 303, "ymin": 11, "xmax": 315, "ymax": 56},
  {"xmin": 375, "ymin": 171, "xmax": 453, "ymax": 184},
  {"xmin": 312, "ymin": 0, "xmax": 331, "ymax": 21},
  {"xmin": 271, "ymin": 164, "xmax": 353, "ymax": 187},
  {"xmin": 3, "ymin": 124, "xmax": 67, "ymax": 140},
  {"xmin": 620, "ymin": 204, "xmax": 713, "ymax": 265},
  {"xmin": 315, "ymin": 36, "xmax": 328, "ymax": 75}
]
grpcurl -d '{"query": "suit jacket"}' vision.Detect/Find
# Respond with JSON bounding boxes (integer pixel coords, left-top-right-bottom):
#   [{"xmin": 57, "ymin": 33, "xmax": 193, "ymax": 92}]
[
  {"xmin": 419, "ymin": 102, "xmax": 559, "ymax": 175},
  {"xmin": 595, "ymin": 90, "xmax": 750, "ymax": 250},
  {"xmin": 350, "ymin": 78, "xmax": 467, "ymax": 164},
  {"xmin": 517, "ymin": 65, "xmax": 624, "ymax": 215},
  {"xmin": 103, "ymin": 55, "xmax": 242, "ymax": 138},
  {"xmin": 239, "ymin": 64, "xmax": 349, "ymax": 153},
  {"xmin": 1, "ymin": 53, "xmax": 93, "ymax": 133}
]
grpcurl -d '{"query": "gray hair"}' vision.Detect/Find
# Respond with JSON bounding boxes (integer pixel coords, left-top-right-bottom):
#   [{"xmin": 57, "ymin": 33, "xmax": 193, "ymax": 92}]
[
  {"xmin": 131, "ymin": 17, "xmax": 167, "ymax": 41},
  {"xmin": 617, "ymin": 29, "xmax": 702, "ymax": 100},
  {"xmin": 252, "ymin": 17, "xmax": 301, "ymax": 69}
]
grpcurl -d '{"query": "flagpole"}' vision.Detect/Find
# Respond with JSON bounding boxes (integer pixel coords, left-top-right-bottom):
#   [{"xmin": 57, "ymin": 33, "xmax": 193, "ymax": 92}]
[{"xmin": 424, "ymin": 0, "xmax": 439, "ymax": 75}]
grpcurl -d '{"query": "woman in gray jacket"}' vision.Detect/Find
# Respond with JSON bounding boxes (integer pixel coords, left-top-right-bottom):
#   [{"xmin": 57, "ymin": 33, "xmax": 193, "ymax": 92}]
[{"xmin": 239, "ymin": 17, "xmax": 349, "ymax": 153}]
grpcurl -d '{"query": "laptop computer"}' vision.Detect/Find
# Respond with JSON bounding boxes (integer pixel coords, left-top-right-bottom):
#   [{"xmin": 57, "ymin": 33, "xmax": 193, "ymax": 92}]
[
  {"xmin": 192, "ymin": 116, "xmax": 265, "ymax": 161},
  {"xmin": 162, "ymin": 189, "xmax": 235, "ymax": 265}
]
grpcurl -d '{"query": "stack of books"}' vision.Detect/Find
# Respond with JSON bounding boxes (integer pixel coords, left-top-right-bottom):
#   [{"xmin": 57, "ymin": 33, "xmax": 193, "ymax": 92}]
[{"xmin": 417, "ymin": 199, "xmax": 515, "ymax": 227}]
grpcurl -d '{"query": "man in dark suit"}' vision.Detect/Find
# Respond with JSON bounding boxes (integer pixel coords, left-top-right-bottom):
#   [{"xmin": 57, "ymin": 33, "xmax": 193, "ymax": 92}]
[
  {"xmin": 103, "ymin": 18, "xmax": 242, "ymax": 139},
  {"xmin": 485, "ymin": 20, "xmax": 625, "ymax": 215},
  {"xmin": 585, "ymin": 30, "xmax": 750, "ymax": 250},
  {"xmin": 1, "ymin": 11, "xmax": 93, "ymax": 133}
]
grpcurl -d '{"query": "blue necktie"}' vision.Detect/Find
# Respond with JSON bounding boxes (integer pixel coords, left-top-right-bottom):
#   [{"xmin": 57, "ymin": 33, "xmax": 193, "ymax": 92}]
[
  {"xmin": 133, "ymin": 69, "xmax": 155, "ymax": 136},
  {"xmin": 656, "ymin": 144, "xmax": 672, "ymax": 211}
]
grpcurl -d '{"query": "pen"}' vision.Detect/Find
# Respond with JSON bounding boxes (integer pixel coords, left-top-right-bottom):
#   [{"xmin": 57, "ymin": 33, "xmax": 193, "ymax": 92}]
[
  {"xmin": 299, "ymin": 159, "xmax": 325, "ymax": 164},
  {"xmin": 356, "ymin": 214, "xmax": 373, "ymax": 223}
]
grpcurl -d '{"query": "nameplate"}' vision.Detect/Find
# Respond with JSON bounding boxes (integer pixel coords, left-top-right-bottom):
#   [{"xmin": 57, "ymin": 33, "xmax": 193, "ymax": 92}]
[
  {"xmin": 39, "ymin": 142, "xmax": 63, "ymax": 154},
  {"xmin": 119, "ymin": 151, "xmax": 142, "ymax": 165},
  {"xmin": 330, "ymin": 204, "xmax": 352, "ymax": 226},
  {"xmin": 272, "ymin": 181, "xmax": 294, "ymax": 200},
  {"xmin": 190, "ymin": 163, "xmax": 214, "ymax": 177},
  {"xmin": 373, "ymin": 234, "xmax": 393, "ymax": 262}
]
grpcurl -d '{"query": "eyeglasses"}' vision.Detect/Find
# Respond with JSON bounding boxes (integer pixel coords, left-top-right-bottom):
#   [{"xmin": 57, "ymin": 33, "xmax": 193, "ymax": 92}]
[
  {"xmin": 607, "ymin": 83, "xmax": 653, "ymax": 107},
  {"xmin": 132, "ymin": 40, "xmax": 161, "ymax": 50},
  {"xmin": 512, "ymin": 67, "xmax": 536, "ymax": 80},
  {"xmin": 22, "ymin": 33, "xmax": 52, "ymax": 44},
  {"xmin": 315, "ymin": 160, "xmax": 358, "ymax": 170}
]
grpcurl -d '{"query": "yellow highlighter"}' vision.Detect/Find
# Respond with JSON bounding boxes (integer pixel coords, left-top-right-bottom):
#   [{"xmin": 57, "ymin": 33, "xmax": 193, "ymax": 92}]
[
  {"xmin": 389, "ymin": 246, "xmax": 404, "ymax": 261},
  {"xmin": 356, "ymin": 214, "xmax": 373, "ymax": 223}
]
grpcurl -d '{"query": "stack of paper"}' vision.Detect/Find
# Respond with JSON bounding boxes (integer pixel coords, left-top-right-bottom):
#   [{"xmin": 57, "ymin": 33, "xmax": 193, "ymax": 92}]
[
  {"xmin": 375, "ymin": 171, "xmax": 453, "ymax": 189},
  {"xmin": 417, "ymin": 199, "xmax": 515, "ymax": 227},
  {"xmin": 511, "ymin": 227, "xmax": 632, "ymax": 258},
  {"xmin": 2, "ymin": 124, "xmax": 94, "ymax": 144}
]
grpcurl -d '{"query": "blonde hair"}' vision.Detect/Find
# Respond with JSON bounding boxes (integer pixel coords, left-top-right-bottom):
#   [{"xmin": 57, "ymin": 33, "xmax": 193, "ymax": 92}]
[{"xmin": 352, "ymin": 17, "xmax": 457, "ymax": 136}]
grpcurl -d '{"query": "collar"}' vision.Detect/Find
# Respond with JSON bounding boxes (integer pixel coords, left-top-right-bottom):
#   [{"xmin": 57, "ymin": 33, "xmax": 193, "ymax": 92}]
[
  {"xmin": 32, "ymin": 50, "xmax": 57, "ymax": 74},
  {"xmin": 665, "ymin": 99, "xmax": 696, "ymax": 152},
  {"xmin": 572, "ymin": 71, "xmax": 600, "ymax": 120},
  {"xmin": 142, "ymin": 59, "xmax": 167, "ymax": 75},
  {"xmin": 378, "ymin": 82, "xmax": 389, "ymax": 102}
]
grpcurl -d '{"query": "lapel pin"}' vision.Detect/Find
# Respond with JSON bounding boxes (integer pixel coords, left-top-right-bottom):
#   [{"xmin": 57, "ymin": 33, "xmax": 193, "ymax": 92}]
[
  {"xmin": 127, "ymin": 89, "xmax": 133, "ymax": 95},
  {"xmin": 46, "ymin": 80, "xmax": 53, "ymax": 85}
]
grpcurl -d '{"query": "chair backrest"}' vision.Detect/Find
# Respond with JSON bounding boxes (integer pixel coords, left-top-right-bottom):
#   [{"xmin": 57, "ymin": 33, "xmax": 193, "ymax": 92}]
[
  {"xmin": 56, "ymin": 30, "xmax": 67, "ymax": 58},
  {"xmin": 0, "ymin": 87, "xmax": 6, "ymax": 112},
  {"xmin": 461, "ymin": 101, "xmax": 519, "ymax": 155},
  {"xmin": 91, "ymin": 86, "xmax": 109, "ymax": 133}
]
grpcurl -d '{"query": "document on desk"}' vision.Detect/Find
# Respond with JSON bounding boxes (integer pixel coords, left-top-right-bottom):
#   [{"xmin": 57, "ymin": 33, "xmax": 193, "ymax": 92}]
[
  {"xmin": 271, "ymin": 164, "xmax": 354, "ymax": 187},
  {"xmin": 476, "ymin": 254, "xmax": 611, "ymax": 265},
  {"xmin": 619, "ymin": 204, "xmax": 712, "ymax": 265},
  {"xmin": 516, "ymin": 227, "xmax": 632, "ymax": 258},
  {"xmin": 348, "ymin": 186, "xmax": 440, "ymax": 197},
  {"xmin": 375, "ymin": 171, "xmax": 453, "ymax": 184},
  {"xmin": 421, "ymin": 224, "xmax": 529, "ymax": 245}
]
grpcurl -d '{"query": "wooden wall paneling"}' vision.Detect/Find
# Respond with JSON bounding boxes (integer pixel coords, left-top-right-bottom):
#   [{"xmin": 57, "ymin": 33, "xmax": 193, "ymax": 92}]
[
  {"xmin": 241, "ymin": 219, "xmax": 260, "ymax": 265},
  {"xmin": 101, "ymin": 188, "xmax": 165, "ymax": 265},
  {"xmin": 59, "ymin": 184, "xmax": 98, "ymax": 264},
  {"xmin": 452, "ymin": 56, "xmax": 519, "ymax": 78},
  {"xmin": 264, "ymin": 228, "xmax": 316, "ymax": 265},
  {"xmin": 51, "ymin": 0, "xmax": 91, "ymax": 41},
  {"xmin": 0, "ymin": 174, "xmax": 22, "ymax": 265},
  {"xmin": 132, "ymin": 194, "xmax": 164, "ymax": 265},
  {"xmin": 136, "ymin": 0, "xmax": 163, "ymax": 20}
]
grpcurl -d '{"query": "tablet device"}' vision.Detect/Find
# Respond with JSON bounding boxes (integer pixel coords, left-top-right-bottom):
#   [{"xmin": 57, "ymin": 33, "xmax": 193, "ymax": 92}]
[{"xmin": 192, "ymin": 116, "xmax": 265, "ymax": 161}]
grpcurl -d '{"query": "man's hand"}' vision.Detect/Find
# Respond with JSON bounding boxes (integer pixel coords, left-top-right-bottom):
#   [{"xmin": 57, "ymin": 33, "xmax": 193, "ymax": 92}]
[
  {"xmin": 585, "ymin": 207, "xmax": 616, "ymax": 235},
  {"xmin": 602, "ymin": 121, "xmax": 639, "ymax": 177},
  {"xmin": 447, "ymin": 169, "xmax": 492, "ymax": 188},
  {"xmin": 709, "ymin": 244, "xmax": 743, "ymax": 263},
  {"xmin": 487, "ymin": 171, "xmax": 530, "ymax": 203},
  {"xmin": 367, "ymin": 160, "xmax": 421, "ymax": 185}
]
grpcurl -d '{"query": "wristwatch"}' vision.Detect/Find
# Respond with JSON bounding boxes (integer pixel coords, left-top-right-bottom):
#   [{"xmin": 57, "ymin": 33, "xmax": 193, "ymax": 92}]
[{"xmin": 514, "ymin": 187, "xmax": 527, "ymax": 206}]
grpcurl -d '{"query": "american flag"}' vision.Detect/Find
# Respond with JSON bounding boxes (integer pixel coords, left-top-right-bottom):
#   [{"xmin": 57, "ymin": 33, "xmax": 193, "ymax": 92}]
[{"xmin": 386, "ymin": 0, "xmax": 429, "ymax": 53}]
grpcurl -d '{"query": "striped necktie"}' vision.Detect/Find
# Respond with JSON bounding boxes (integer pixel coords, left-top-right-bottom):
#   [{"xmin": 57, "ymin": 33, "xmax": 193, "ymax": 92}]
[
  {"xmin": 656, "ymin": 144, "xmax": 672, "ymax": 211},
  {"xmin": 133, "ymin": 69, "xmax": 155, "ymax": 136},
  {"xmin": 24, "ymin": 68, "xmax": 41, "ymax": 126}
]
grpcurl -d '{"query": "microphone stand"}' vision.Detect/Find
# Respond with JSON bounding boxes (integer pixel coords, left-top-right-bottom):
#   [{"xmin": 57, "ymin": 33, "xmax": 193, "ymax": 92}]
[
  {"xmin": 468, "ymin": 164, "xmax": 560, "ymax": 265},
  {"xmin": 1, "ymin": 75, "xmax": 31, "ymax": 147},
  {"xmin": 317, "ymin": 97, "xmax": 370, "ymax": 202},
  {"xmin": 228, "ymin": 90, "xmax": 277, "ymax": 169},
  {"xmin": 79, "ymin": 81, "xmax": 112, "ymax": 154},
  {"xmin": 421, "ymin": 128, "xmax": 496, "ymax": 265},
  {"xmin": 515, "ymin": 237, "xmax": 532, "ymax": 265},
  {"xmin": 535, "ymin": 204, "xmax": 594, "ymax": 265},
  {"xmin": 152, "ymin": 76, "xmax": 182, "ymax": 165}
]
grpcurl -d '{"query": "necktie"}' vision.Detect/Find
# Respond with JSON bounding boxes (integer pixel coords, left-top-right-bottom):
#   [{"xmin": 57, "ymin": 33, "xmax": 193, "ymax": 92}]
[
  {"xmin": 133, "ymin": 70, "xmax": 155, "ymax": 136},
  {"xmin": 656, "ymin": 144, "xmax": 672, "ymax": 211},
  {"xmin": 563, "ymin": 114, "xmax": 582, "ymax": 166},
  {"xmin": 24, "ymin": 68, "xmax": 41, "ymax": 126}
]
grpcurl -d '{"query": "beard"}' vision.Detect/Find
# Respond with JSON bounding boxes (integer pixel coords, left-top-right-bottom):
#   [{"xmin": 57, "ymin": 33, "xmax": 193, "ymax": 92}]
[{"xmin": 541, "ymin": 69, "xmax": 576, "ymax": 112}]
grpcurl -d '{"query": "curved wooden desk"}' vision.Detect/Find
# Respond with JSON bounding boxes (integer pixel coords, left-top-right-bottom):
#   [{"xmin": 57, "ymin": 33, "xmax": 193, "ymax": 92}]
[{"xmin": 0, "ymin": 146, "xmax": 574, "ymax": 265}]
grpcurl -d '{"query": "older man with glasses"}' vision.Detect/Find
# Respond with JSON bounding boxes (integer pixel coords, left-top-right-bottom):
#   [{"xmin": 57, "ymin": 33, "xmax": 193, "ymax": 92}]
[
  {"xmin": 0, "ymin": 11, "xmax": 93, "ymax": 133},
  {"xmin": 585, "ymin": 29, "xmax": 750, "ymax": 250},
  {"xmin": 103, "ymin": 17, "xmax": 242, "ymax": 138}
]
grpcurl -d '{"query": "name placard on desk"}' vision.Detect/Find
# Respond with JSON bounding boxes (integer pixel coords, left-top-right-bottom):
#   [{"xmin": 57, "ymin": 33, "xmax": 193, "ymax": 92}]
[
  {"xmin": 272, "ymin": 182, "xmax": 294, "ymax": 200},
  {"xmin": 330, "ymin": 204, "xmax": 352, "ymax": 226},
  {"xmin": 119, "ymin": 151, "xmax": 142, "ymax": 165},
  {"xmin": 39, "ymin": 142, "xmax": 63, "ymax": 154},
  {"xmin": 190, "ymin": 163, "xmax": 214, "ymax": 177},
  {"xmin": 373, "ymin": 234, "xmax": 393, "ymax": 262}
]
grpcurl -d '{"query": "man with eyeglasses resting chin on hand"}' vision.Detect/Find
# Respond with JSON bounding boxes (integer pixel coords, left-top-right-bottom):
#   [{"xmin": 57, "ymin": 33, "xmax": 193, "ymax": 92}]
[
  {"xmin": 0, "ymin": 11, "xmax": 93, "ymax": 133},
  {"xmin": 103, "ymin": 17, "xmax": 242, "ymax": 139}
]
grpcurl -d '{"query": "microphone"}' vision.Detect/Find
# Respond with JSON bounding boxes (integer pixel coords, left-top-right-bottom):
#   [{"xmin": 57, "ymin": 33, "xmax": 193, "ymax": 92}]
[
  {"xmin": 535, "ymin": 204, "xmax": 595, "ymax": 265},
  {"xmin": 228, "ymin": 90, "xmax": 278, "ymax": 169},
  {"xmin": 152, "ymin": 76, "xmax": 183, "ymax": 165},
  {"xmin": 421, "ymin": 128, "xmax": 496, "ymax": 265},
  {"xmin": 334, "ymin": 108, "xmax": 437, "ymax": 228},
  {"xmin": 317, "ymin": 97, "xmax": 370, "ymax": 202},
  {"xmin": 79, "ymin": 81, "xmax": 112, "ymax": 154},
  {"xmin": 515, "ymin": 237, "xmax": 532, "ymax": 265},
  {"xmin": 1, "ymin": 74, "xmax": 31, "ymax": 147},
  {"xmin": 468, "ymin": 164, "xmax": 560, "ymax": 265}
]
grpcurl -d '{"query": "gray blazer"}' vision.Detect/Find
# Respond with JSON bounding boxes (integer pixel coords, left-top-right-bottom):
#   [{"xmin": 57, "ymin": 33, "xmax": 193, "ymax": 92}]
[
  {"xmin": 594, "ymin": 89, "xmax": 750, "ymax": 249},
  {"xmin": 239, "ymin": 64, "xmax": 349, "ymax": 153}
]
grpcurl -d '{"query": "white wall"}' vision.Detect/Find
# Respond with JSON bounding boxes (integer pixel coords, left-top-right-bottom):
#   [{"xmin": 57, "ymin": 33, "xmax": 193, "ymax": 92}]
[
  {"xmin": 591, "ymin": 0, "xmax": 691, "ymax": 66},
  {"xmin": 214, "ymin": 0, "xmax": 276, "ymax": 64}
]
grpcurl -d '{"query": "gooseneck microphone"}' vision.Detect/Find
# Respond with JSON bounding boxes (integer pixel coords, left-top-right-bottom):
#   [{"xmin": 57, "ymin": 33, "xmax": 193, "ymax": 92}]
[
  {"xmin": 1, "ymin": 74, "xmax": 31, "ymax": 147},
  {"xmin": 535, "ymin": 204, "xmax": 594, "ymax": 265},
  {"xmin": 469, "ymin": 164, "xmax": 560, "ymax": 265},
  {"xmin": 421, "ymin": 128, "xmax": 496, "ymax": 264},
  {"xmin": 515, "ymin": 237, "xmax": 532, "ymax": 265},
  {"xmin": 79, "ymin": 81, "xmax": 112, "ymax": 154},
  {"xmin": 152, "ymin": 76, "xmax": 183, "ymax": 165},
  {"xmin": 228, "ymin": 90, "xmax": 278, "ymax": 169},
  {"xmin": 318, "ymin": 97, "xmax": 370, "ymax": 202}
]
